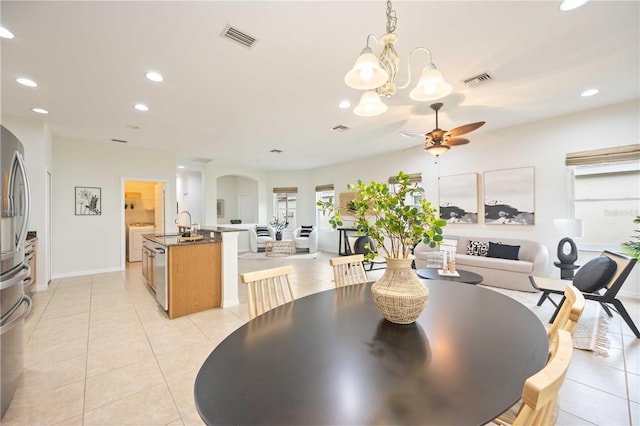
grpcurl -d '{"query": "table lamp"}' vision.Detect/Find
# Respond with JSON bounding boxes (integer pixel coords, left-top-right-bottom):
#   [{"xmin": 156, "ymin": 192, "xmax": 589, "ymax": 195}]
[{"xmin": 553, "ymin": 218, "xmax": 584, "ymax": 279}]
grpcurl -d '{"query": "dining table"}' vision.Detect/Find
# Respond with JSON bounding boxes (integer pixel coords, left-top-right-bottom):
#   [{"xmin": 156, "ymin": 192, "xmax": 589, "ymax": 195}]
[{"xmin": 194, "ymin": 280, "xmax": 548, "ymax": 426}]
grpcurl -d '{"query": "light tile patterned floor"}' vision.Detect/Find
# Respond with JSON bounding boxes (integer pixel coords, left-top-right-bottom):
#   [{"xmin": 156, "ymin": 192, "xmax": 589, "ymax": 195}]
[{"xmin": 2, "ymin": 252, "xmax": 639, "ymax": 425}]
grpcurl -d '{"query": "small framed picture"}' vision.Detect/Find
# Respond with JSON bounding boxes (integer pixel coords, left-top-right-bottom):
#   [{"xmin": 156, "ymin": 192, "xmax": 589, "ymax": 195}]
[
  {"xmin": 75, "ymin": 186, "xmax": 102, "ymax": 215},
  {"xmin": 217, "ymin": 199, "xmax": 224, "ymax": 217}
]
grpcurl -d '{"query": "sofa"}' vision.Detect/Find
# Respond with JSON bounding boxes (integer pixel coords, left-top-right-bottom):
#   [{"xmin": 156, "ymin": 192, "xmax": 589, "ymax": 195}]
[
  {"xmin": 292, "ymin": 226, "xmax": 318, "ymax": 253},
  {"xmin": 248, "ymin": 226, "xmax": 276, "ymax": 252},
  {"xmin": 414, "ymin": 235, "xmax": 549, "ymax": 292}
]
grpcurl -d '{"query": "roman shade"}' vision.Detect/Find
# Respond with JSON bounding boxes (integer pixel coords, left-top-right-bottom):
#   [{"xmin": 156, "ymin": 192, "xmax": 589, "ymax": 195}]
[
  {"xmin": 565, "ymin": 144, "xmax": 640, "ymax": 166},
  {"xmin": 315, "ymin": 184, "xmax": 334, "ymax": 192},
  {"xmin": 388, "ymin": 173, "xmax": 422, "ymax": 184},
  {"xmin": 272, "ymin": 187, "xmax": 298, "ymax": 194}
]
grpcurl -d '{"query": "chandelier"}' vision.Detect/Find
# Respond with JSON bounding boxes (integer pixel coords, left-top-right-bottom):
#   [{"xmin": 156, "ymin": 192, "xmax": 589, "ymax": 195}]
[{"xmin": 344, "ymin": 0, "xmax": 452, "ymax": 117}]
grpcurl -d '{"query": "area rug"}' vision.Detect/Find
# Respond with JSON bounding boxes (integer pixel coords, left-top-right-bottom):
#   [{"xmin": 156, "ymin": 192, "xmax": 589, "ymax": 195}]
[
  {"xmin": 238, "ymin": 251, "xmax": 320, "ymax": 260},
  {"xmin": 530, "ymin": 299, "xmax": 610, "ymax": 356}
]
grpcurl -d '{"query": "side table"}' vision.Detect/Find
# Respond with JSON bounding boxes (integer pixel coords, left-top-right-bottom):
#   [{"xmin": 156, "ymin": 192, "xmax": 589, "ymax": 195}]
[{"xmin": 264, "ymin": 239, "xmax": 295, "ymax": 257}]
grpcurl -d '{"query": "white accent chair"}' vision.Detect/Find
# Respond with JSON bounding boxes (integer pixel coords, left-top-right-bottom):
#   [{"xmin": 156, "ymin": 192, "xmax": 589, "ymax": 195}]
[
  {"xmin": 248, "ymin": 226, "xmax": 275, "ymax": 253},
  {"xmin": 292, "ymin": 226, "xmax": 318, "ymax": 253}
]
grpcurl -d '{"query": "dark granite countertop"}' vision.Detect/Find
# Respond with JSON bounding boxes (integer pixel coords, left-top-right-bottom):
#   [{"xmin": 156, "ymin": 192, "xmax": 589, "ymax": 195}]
[{"xmin": 142, "ymin": 233, "xmax": 221, "ymax": 246}]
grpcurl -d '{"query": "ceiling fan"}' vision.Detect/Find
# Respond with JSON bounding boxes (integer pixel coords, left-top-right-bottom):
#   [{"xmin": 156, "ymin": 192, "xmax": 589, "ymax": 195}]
[{"xmin": 400, "ymin": 103, "xmax": 485, "ymax": 157}]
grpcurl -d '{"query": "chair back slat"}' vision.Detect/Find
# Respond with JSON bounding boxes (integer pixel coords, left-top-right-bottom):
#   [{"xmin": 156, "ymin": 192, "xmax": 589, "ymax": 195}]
[
  {"xmin": 330, "ymin": 255, "xmax": 368, "ymax": 288},
  {"xmin": 241, "ymin": 265, "xmax": 294, "ymax": 319}
]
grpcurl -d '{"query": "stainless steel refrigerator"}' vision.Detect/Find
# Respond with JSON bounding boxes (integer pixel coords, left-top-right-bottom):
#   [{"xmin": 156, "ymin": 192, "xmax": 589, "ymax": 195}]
[{"xmin": 0, "ymin": 125, "xmax": 32, "ymax": 418}]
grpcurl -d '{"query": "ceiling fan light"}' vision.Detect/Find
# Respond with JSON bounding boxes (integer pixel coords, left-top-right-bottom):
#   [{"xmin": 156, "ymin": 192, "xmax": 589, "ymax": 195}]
[
  {"xmin": 409, "ymin": 65, "xmax": 452, "ymax": 101},
  {"xmin": 353, "ymin": 90, "xmax": 388, "ymax": 117},
  {"xmin": 424, "ymin": 144, "xmax": 450, "ymax": 157},
  {"xmin": 344, "ymin": 47, "xmax": 389, "ymax": 90}
]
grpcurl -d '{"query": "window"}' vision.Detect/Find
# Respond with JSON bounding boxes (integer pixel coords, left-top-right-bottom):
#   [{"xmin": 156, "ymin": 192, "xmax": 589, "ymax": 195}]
[
  {"xmin": 573, "ymin": 162, "xmax": 640, "ymax": 251},
  {"xmin": 273, "ymin": 187, "xmax": 297, "ymax": 229},
  {"xmin": 388, "ymin": 173, "xmax": 423, "ymax": 209},
  {"xmin": 315, "ymin": 184, "xmax": 335, "ymax": 230}
]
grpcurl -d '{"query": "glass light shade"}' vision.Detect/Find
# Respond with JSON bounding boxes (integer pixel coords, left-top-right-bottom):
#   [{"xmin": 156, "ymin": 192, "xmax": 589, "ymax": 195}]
[
  {"xmin": 409, "ymin": 65, "xmax": 452, "ymax": 101},
  {"xmin": 345, "ymin": 47, "xmax": 389, "ymax": 90},
  {"xmin": 424, "ymin": 144, "xmax": 450, "ymax": 157},
  {"xmin": 353, "ymin": 90, "xmax": 388, "ymax": 117}
]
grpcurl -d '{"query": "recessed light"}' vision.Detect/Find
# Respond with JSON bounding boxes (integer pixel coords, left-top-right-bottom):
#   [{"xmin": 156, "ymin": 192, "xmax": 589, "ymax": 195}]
[
  {"xmin": 16, "ymin": 78, "xmax": 37, "ymax": 87},
  {"xmin": 145, "ymin": 71, "xmax": 163, "ymax": 82},
  {"xmin": 126, "ymin": 124, "xmax": 141, "ymax": 130},
  {"xmin": 32, "ymin": 108, "xmax": 48, "ymax": 114},
  {"xmin": 178, "ymin": 165, "xmax": 185, "ymax": 169},
  {"xmin": 339, "ymin": 100, "xmax": 351, "ymax": 109},
  {"xmin": 134, "ymin": 103, "xmax": 149, "ymax": 111},
  {"xmin": 581, "ymin": 89, "xmax": 599, "ymax": 97},
  {"xmin": 560, "ymin": 0, "xmax": 588, "ymax": 11},
  {"xmin": 0, "ymin": 26, "xmax": 14, "ymax": 39}
]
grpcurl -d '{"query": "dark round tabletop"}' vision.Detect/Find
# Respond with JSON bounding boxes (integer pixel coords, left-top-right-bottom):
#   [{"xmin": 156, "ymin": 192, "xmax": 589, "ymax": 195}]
[
  {"xmin": 194, "ymin": 281, "xmax": 548, "ymax": 426},
  {"xmin": 416, "ymin": 267, "xmax": 484, "ymax": 284}
]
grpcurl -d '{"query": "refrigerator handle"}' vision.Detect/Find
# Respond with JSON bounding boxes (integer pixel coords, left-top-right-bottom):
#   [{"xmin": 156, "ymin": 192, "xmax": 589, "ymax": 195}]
[
  {"xmin": 14, "ymin": 151, "xmax": 31, "ymax": 249},
  {"xmin": 0, "ymin": 295, "xmax": 32, "ymax": 335},
  {"xmin": 0, "ymin": 263, "xmax": 30, "ymax": 290}
]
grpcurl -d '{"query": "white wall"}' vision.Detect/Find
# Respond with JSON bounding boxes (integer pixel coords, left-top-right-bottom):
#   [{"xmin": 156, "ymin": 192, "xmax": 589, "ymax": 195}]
[
  {"xmin": 1, "ymin": 116, "xmax": 53, "ymax": 290},
  {"xmin": 52, "ymin": 136, "xmax": 177, "ymax": 277},
  {"xmin": 308, "ymin": 100, "xmax": 640, "ymax": 297},
  {"xmin": 176, "ymin": 170, "xmax": 204, "ymax": 226}
]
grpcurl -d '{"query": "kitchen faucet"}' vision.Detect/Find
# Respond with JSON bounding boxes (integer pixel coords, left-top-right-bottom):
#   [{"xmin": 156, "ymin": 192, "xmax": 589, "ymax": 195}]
[{"xmin": 175, "ymin": 210, "xmax": 192, "ymax": 235}]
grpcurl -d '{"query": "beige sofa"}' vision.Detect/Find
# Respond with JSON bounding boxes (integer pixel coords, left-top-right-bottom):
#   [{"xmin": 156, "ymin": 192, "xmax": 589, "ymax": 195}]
[{"xmin": 414, "ymin": 235, "xmax": 549, "ymax": 292}]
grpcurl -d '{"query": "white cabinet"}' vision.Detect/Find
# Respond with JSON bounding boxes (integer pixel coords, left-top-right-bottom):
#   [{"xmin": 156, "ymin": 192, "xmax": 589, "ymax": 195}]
[{"xmin": 128, "ymin": 225, "xmax": 155, "ymax": 262}]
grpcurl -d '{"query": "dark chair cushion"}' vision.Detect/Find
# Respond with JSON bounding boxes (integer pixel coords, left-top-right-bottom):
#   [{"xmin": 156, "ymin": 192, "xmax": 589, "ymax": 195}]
[
  {"xmin": 486, "ymin": 242, "xmax": 520, "ymax": 260},
  {"xmin": 573, "ymin": 256, "xmax": 617, "ymax": 293}
]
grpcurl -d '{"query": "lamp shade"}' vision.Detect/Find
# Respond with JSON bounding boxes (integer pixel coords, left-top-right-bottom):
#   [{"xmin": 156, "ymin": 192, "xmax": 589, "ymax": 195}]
[
  {"xmin": 353, "ymin": 90, "xmax": 388, "ymax": 117},
  {"xmin": 409, "ymin": 64, "xmax": 452, "ymax": 101},
  {"xmin": 553, "ymin": 218, "xmax": 584, "ymax": 238},
  {"xmin": 344, "ymin": 47, "xmax": 389, "ymax": 90}
]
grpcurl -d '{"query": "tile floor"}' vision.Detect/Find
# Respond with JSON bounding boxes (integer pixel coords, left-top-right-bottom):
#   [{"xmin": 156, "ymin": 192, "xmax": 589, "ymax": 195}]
[{"xmin": 2, "ymin": 251, "xmax": 639, "ymax": 425}]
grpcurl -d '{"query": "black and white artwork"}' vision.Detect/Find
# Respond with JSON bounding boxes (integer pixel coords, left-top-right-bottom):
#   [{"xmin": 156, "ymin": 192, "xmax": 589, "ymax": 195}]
[
  {"xmin": 484, "ymin": 167, "xmax": 535, "ymax": 225},
  {"xmin": 439, "ymin": 173, "xmax": 478, "ymax": 224},
  {"xmin": 75, "ymin": 186, "xmax": 102, "ymax": 215}
]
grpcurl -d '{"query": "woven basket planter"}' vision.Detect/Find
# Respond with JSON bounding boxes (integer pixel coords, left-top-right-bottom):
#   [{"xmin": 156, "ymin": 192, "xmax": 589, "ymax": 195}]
[{"xmin": 371, "ymin": 256, "xmax": 429, "ymax": 324}]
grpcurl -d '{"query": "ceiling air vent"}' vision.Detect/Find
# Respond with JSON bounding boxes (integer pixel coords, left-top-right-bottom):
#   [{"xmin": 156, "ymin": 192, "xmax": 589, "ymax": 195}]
[
  {"xmin": 190, "ymin": 157, "xmax": 213, "ymax": 164},
  {"xmin": 110, "ymin": 138, "xmax": 128, "ymax": 143},
  {"xmin": 270, "ymin": 149, "xmax": 283, "ymax": 154},
  {"xmin": 221, "ymin": 24, "xmax": 258, "ymax": 49},
  {"xmin": 332, "ymin": 125, "xmax": 350, "ymax": 132},
  {"xmin": 463, "ymin": 72, "xmax": 494, "ymax": 88}
]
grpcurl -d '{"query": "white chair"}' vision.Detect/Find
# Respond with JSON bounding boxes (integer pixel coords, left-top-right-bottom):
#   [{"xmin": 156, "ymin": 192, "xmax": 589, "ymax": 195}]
[
  {"xmin": 248, "ymin": 226, "xmax": 275, "ymax": 253},
  {"xmin": 292, "ymin": 226, "xmax": 318, "ymax": 253}
]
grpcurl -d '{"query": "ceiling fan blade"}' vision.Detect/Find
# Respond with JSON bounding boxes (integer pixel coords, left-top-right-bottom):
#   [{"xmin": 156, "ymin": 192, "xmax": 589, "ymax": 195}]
[
  {"xmin": 446, "ymin": 137, "xmax": 470, "ymax": 146},
  {"xmin": 446, "ymin": 121, "xmax": 486, "ymax": 137},
  {"xmin": 399, "ymin": 131, "xmax": 426, "ymax": 139}
]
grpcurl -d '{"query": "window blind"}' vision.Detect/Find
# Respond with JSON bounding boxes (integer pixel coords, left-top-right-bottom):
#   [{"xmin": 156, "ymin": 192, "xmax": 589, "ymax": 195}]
[
  {"xmin": 388, "ymin": 173, "xmax": 422, "ymax": 184},
  {"xmin": 272, "ymin": 187, "xmax": 298, "ymax": 194},
  {"xmin": 566, "ymin": 144, "xmax": 640, "ymax": 166},
  {"xmin": 315, "ymin": 184, "xmax": 334, "ymax": 192}
]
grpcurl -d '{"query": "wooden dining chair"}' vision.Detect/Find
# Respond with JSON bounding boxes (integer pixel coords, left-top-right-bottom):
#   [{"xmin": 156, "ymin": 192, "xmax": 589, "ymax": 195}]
[
  {"xmin": 546, "ymin": 284, "xmax": 585, "ymax": 354},
  {"xmin": 240, "ymin": 265, "xmax": 295, "ymax": 319},
  {"xmin": 329, "ymin": 254, "xmax": 368, "ymax": 288},
  {"xmin": 492, "ymin": 329, "xmax": 574, "ymax": 426}
]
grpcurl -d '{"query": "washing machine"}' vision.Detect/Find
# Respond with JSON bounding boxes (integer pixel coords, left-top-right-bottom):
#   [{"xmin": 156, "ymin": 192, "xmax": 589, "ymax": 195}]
[{"xmin": 127, "ymin": 224, "xmax": 155, "ymax": 262}]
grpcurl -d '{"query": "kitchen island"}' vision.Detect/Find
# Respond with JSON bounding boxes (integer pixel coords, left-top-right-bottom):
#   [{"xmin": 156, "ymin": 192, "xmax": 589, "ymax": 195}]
[{"xmin": 143, "ymin": 227, "xmax": 244, "ymax": 319}]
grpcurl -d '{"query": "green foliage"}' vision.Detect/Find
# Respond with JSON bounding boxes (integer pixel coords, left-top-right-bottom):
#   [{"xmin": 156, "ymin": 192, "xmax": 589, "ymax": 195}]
[
  {"xmin": 622, "ymin": 216, "xmax": 640, "ymax": 260},
  {"xmin": 317, "ymin": 171, "xmax": 446, "ymax": 260},
  {"xmin": 269, "ymin": 216, "xmax": 289, "ymax": 231}
]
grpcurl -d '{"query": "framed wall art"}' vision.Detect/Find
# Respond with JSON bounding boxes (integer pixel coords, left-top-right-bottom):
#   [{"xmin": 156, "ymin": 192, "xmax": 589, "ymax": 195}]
[
  {"xmin": 217, "ymin": 199, "xmax": 224, "ymax": 217},
  {"xmin": 439, "ymin": 173, "xmax": 478, "ymax": 224},
  {"xmin": 483, "ymin": 167, "xmax": 535, "ymax": 225},
  {"xmin": 75, "ymin": 186, "xmax": 102, "ymax": 215}
]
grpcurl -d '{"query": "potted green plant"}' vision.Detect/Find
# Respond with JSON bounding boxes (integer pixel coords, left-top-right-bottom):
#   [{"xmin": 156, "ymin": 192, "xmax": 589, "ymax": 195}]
[
  {"xmin": 318, "ymin": 171, "xmax": 447, "ymax": 324},
  {"xmin": 269, "ymin": 216, "xmax": 289, "ymax": 241},
  {"xmin": 622, "ymin": 216, "xmax": 640, "ymax": 259}
]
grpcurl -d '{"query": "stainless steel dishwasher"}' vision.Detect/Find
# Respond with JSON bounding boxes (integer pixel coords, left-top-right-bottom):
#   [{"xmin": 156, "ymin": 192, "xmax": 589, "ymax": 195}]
[{"xmin": 153, "ymin": 245, "xmax": 168, "ymax": 310}]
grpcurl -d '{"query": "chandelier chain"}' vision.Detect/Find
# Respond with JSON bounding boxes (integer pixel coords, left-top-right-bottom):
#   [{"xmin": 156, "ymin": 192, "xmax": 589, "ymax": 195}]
[{"xmin": 385, "ymin": 0, "xmax": 397, "ymax": 34}]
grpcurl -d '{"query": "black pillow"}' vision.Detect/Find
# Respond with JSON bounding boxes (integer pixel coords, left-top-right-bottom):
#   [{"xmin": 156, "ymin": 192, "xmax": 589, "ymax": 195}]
[
  {"xmin": 486, "ymin": 242, "xmax": 520, "ymax": 260},
  {"xmin": 573, "ymin": 257, "xmax": 617, "ymax": 293},
  {"xmin": 299, "ymin": 225, "xmax": 313, "ymax": 238},
  {"xmin": 255, "ymin": 226, "xmax": 270, "ymax": 237}
]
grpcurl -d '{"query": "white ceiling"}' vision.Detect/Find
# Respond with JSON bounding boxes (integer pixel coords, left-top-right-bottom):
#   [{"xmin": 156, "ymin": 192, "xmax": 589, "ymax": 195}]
[{"xmin": 1, "ymin": 1, "xmax": 638, "ymax": 171}]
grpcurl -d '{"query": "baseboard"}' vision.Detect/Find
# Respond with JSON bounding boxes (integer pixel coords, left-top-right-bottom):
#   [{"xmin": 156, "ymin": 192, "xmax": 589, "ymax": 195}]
[{"xmin": 51, "ymin": 266, "xmax": 122, "ymax": 280}]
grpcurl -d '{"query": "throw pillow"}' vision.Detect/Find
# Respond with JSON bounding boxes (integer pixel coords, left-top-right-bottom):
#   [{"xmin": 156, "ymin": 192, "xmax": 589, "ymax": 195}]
[
  {"xmin": 466, "ymin": 240, "xmax": 489, "ymax": 256},
  {"xmin": 573, "ymin": 256, "xmax": 617, "ymax": 293},
  {"xmin": 255, "ymin": 226, "xmax": 270, "ymax": 237},
  {"xmin": 299, "ymin": 225, "xmax": 313, "ymax": 238},
  {"xmin": 486, "ymin": 242, "xmax": 520, "ymax": 260}
]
